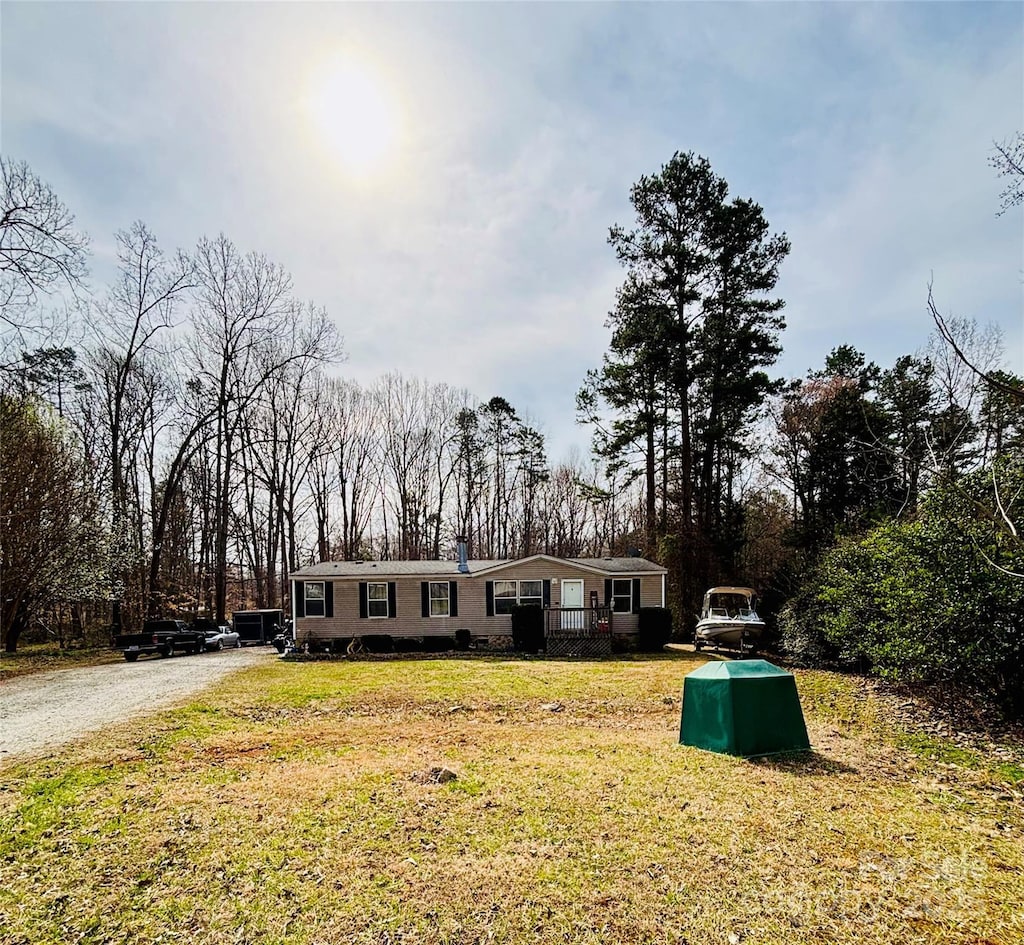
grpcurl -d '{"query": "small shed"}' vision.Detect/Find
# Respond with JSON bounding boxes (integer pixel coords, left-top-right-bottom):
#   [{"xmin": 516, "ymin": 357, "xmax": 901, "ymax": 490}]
[
  {"xmin": 679, "ymin": 659, "xmax": 810, "ymax": 757},
  {"xmin": 232, "ymin": 609, "xmax": 283, "ymax": 645}
]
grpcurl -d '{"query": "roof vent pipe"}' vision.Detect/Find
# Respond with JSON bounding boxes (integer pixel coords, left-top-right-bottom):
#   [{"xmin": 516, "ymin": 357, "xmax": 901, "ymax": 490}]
[{"xmin": 456, "ymin": 536, "xmax": 470, "ymax": 574}]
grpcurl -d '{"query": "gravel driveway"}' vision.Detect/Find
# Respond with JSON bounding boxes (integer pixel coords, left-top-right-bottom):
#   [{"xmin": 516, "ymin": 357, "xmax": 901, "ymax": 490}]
[{"xmin": 0, "ymin": 647, "xmax": 276, "ymax": 761}]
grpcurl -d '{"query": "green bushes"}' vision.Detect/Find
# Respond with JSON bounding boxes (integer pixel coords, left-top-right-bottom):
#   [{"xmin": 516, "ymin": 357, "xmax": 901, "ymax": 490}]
[
  {"xmin": 637, "ymin": 607, "xmax": 673, "ymax": 651},
  {"xmin": 780, "ymin": 466, "xmax": 1024, "ymax": 717},
  {"xmin": 361, "ymin": 634, "xmax": 395, "ymax": 653}
]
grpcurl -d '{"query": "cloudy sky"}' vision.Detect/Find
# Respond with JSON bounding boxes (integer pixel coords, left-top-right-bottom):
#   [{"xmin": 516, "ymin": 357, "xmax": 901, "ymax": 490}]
[{"xmin": 3, "ymin": 1, "xmax": 1022, "ymax": 460}]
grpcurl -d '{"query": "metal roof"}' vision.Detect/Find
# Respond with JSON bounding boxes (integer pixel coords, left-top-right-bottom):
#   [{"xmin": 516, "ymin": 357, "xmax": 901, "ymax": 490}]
[{"xmin": 290, "ymin": 554, "xmax": 666, "ymax": 580}]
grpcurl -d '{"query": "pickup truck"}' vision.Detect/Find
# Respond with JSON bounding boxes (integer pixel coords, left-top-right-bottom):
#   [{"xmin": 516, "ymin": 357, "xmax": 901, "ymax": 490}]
[{"xmin": 114, "ymin": 619, "xmax": 206, "ymax": 661}]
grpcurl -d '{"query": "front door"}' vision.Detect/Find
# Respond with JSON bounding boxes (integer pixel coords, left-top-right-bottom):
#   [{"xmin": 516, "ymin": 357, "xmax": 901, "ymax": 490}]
[{"xmin": 561, "ymin": 579, "xmax": 584, "ymax": 629}]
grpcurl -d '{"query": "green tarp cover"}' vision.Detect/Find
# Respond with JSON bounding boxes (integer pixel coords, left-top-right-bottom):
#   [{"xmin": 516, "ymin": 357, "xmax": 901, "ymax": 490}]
[{"xmin": 679, "ymin": 659, "xmax": 810, "ymax": 757}]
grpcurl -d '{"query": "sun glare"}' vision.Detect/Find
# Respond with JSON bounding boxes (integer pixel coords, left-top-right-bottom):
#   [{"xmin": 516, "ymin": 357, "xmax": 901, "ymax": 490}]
[{"xmin": 303, "ymin": 53, "xmax": 401, "ymax": 179}]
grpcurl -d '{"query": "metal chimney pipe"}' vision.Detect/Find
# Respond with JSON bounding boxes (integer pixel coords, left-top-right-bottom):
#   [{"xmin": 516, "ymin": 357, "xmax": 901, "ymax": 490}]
[{"xmin": 456, "ymin": 536, "xmax": 469, "ymax": 574}]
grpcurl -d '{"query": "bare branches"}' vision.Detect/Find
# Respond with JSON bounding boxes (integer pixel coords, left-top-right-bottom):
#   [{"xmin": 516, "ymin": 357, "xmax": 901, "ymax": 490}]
[
  {"xmin": 926, "ymin": 281, "xmax": 1022, "ymax": 403},
  {"xmin": 992, "ymin": 464, "xmax": 1019, "ymax": 539},
  {"xmin": 991, "ymin": 132, "xmax": 1024, "ymax": 216},
  {"xmin": 970, "ymin": 535, "xmax": 1024, "ymax": 580},
  {"xmin": 0, "ymin": 157, "xmax": 89, "ymax": 314},
  {"xmin": 102, "ymin": 222, "xmax": 195, "ymax": 348}
]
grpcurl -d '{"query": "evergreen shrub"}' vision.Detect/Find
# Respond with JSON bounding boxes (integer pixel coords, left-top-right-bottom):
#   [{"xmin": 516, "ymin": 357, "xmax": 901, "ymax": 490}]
[
  {"xmin": 511, "ymin": 604, "xmax": 545, "ymax": 654},
  {"xmin": 361, "ymin": 634, "xmax": 394, "ymax": 653},
  {"xmin": 637, "ymin": 607, "xmax": 673, "ymax": 651},
  {"xmin": 780, "ymin": 464, "xmax": 1024, "ymax": 717}
]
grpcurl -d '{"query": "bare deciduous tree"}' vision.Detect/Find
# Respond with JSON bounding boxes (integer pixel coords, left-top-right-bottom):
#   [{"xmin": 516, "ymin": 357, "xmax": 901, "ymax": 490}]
[
  {"xmin": 93, "ymin": 223, "xmax": 194, "ymax": 526},
  {"xmin": 192, "ymin": 234, "xmax": 340, "ymax": 620},
  {"xmin": 927, "ymin": 284, "xmax": 1015, "ymax": 402},
  {"xmin": 321, "ymin": 378, "xmax": 380, "ymax": 561},
  {"xmin": 0, "ymin": 157, "xmax": 89, "ymax": 356}
]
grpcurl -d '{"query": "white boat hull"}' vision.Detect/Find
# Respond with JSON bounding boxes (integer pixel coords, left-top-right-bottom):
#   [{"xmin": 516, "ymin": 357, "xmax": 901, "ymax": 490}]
[{"xmin": 694, "ymin": 618, "xmax": 765, "ymax": 648}]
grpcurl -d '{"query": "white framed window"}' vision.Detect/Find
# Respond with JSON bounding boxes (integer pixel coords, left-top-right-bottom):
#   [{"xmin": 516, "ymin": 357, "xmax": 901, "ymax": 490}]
[
  {"xmin": 367, "ymin": 582, "xmax": 389, "ymax": 618},
  {"xmin": 494, "ymin": 580, "xmax": 518, "ymax": 615},
  {"xmin": 611, "ymin": 579, "xmax": 633, "ymax": 614},
  {"xmin": 429, "ymin": 581, "xmax": 450, "ymax": 617},
  {"xmin": 519, "ymin": 580, "xmax": 543, "ymax": 608},
  {"xmin": 494, "ymin": 579, "xmax": 544, "ymax": 614},
  {"xmin": 305, "ymin": 581, "xmax": 325, "ymax": 617}
]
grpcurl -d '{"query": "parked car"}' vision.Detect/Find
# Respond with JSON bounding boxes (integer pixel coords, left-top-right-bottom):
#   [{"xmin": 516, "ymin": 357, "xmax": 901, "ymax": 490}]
[{"xmin": 203, "ymin": 627, "xmax": 241, "ymax": 651}]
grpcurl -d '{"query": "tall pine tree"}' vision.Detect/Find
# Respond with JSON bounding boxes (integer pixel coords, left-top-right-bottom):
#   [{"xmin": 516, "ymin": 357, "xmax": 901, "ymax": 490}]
[{"xmin": 583, "ymin": 152, "xmax": 789, "ymax": 613}]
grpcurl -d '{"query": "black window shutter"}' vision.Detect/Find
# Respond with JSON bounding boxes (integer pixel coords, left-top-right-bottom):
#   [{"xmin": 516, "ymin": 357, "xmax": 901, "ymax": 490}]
[
  {"xmin": 604, "ymin": 579, "xmax": 612, "ymax": 606},
  {"xmin": 450, "ymin": 581, "xmax": 458, "ymax": 617},
  {"xmin": 358, "ymin": 582, "xmax": 368, "ymax": 619},
  {"xmin": 632, "ymin": 578, "xmax": 641, "ymax": 613},
  {"xmin": 485, "ymin": 580, "xmax": 494, "ymax": 617},
  {"xmin": 295, "ymin": 581, "xmax": 305, "ymax": 618},
  {"xmin": 387, "ymin": 582, "xmax": 397, "ymax": 619},
  {"xmin": 325, "ymin": 582, "xmax": 334, "ymax": 618},
  {"xmin": 421, "ymin": 582, "xmax": 430, "ymax": 618},
  {"xmin": 542, "ymin": 579, "xmax": 551, "ymax": 607}
]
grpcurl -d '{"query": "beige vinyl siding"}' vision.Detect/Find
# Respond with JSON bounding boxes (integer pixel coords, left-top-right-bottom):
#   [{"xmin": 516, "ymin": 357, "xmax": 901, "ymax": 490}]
[{"xmin": 294, "ymin": 562, "xmax": 665, "ymax": 643}]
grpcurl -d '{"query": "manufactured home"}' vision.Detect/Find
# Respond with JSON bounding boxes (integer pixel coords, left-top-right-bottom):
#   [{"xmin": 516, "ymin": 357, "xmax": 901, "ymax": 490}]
[{"xmin": 289, "ymin": 549, "xmax": 667, "ymax": 651}]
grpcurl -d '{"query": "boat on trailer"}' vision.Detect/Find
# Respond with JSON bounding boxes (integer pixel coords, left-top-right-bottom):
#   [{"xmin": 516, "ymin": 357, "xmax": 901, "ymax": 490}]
[{"xmin": 694, "ymin": 586, "xmax": 765, "ymax": 652}]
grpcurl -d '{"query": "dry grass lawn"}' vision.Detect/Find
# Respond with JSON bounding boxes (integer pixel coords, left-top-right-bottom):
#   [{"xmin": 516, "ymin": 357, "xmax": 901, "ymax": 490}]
[
  {"xmin": 1, "ymin": 651, "xmax": 1021, "ymax": 944},
  {"xmin": 0, "ymin": 643, "xmax": 121, "ymax": 681}
]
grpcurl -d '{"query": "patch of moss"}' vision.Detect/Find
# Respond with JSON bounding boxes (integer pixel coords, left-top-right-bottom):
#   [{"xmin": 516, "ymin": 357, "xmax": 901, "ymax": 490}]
[{"xmin": 897, "ymin": 733, "xmax": 981, "ymax": 769}]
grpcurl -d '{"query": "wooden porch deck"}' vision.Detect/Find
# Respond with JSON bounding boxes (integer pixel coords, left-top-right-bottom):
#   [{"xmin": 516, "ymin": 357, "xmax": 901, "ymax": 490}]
[{"xmin": 543, "ymin": 606, "xmax": 613, "ymax": 656}]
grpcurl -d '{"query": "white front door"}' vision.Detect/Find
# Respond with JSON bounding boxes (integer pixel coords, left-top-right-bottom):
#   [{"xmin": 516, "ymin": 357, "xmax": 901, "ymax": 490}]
[{"xmin": 561, "ymin": 579, "xmax": 584, "ymax": 629}]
